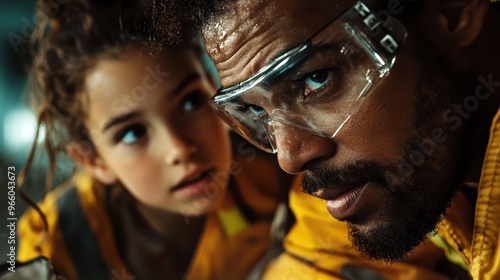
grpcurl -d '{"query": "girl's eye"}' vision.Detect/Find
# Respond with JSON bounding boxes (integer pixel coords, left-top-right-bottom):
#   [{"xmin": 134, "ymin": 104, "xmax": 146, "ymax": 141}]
[
  {"xmin": 118, "ymin": 124, "xmax": 147, "ymax": 145},
  {"xmin": 181, "ymin": 91, "xmax": 209, "ymax": 113},
  {"xmin": 303, "ymin": 69, "xmax": 334, "ymax": 97}
]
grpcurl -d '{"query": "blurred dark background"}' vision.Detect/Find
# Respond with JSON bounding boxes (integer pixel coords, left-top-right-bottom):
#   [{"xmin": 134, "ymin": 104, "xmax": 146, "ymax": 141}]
[{"xmin": 0, "ymin": 1, "xmax": 74, "ymax": 263}]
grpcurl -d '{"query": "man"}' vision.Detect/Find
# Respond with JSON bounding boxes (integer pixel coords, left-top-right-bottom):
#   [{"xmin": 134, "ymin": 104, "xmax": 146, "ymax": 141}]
[{"xmin": 151, "ymin": 0, "xmax": 500, "ymax": 278}]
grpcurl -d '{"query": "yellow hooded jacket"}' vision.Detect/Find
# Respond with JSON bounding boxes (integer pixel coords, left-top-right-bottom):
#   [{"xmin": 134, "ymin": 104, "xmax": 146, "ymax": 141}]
[{"xmin": 436, "ymin": 109, "xmax": 500, "ymax": 280}]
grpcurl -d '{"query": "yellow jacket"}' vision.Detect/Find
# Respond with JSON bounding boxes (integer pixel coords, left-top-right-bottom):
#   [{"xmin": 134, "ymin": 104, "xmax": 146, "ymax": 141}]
[
  {"xmin": 264, "ymin": 109, "xmax": 500, "ymax": 280},
  {"xmin": 436, "ymin": 109, "xmax": 500, "ymax": 280},
  {"xmin": 18, "ymin": 151, "xmax": 285, "ymax": 280}
]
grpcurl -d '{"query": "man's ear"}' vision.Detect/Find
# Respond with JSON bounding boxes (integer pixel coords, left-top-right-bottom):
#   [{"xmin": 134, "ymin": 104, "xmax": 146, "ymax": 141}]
[
  {"xmin": 419, "ymin": 0, "xmax": 489, "ymax": 48},
  {"xmin": 66, "ymin": 141, "xmax": 117, "ymax": 184}
]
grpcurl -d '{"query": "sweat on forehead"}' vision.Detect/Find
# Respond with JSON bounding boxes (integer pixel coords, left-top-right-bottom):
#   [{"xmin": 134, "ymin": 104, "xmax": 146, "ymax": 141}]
[{"xmin": 202, "ymin": 0, "xmax": 356, "ymax": 86}]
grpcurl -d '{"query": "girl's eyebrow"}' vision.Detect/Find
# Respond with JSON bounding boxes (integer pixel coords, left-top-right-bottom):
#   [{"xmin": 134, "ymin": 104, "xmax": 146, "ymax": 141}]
[
  {"xmin": 102, "ymin": 111, "xmax": 141, "ymax": 132},
  {"xmin": 102, "ymin": 73, "xmax": 203, "ymax": 132},
  {"xmin": 170, "ymin": 73, "xmax": 202, "ymax": 97}
]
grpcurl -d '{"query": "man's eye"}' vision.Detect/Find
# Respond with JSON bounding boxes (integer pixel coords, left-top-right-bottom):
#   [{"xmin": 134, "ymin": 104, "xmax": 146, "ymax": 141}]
[
  {"xmin": 248, "ymin": 104, "xmax": 266, "ymax": 116},
  {"xmin": 303, "ymin": 69, "xmax": 334, "ymax": 97},
  {"xmin": 236, "ymin": 104, "xmax": 266, "ymax": 117},
  {"xmin": 118, "ymin": 124, "xmax": 146, "ymax": 144},
  {"xmin": 182, "ymin": 91, "xmax": 208, "ymax": 113}
]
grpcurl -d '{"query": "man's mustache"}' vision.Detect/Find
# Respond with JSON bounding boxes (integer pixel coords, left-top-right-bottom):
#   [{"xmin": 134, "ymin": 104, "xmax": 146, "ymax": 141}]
[{"xmin": 301, "ymin": 160, "xmax": 396, "ymax": 195}]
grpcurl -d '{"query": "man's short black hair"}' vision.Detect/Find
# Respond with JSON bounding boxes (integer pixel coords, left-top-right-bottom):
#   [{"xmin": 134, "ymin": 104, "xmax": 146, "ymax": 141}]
[
  {"xmin": 148, "ymin": 0, "xmax": 424, "ymax": 45},
  {"xmin": 149, "ymin": 0, "xmax": 230, "ymax": 45}
]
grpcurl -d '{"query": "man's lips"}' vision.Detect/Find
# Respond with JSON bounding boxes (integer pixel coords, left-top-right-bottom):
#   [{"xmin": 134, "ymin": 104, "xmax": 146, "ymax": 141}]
[{"xmin": 313, "ymin": 180, "xmax": 369, "ymax": 220}]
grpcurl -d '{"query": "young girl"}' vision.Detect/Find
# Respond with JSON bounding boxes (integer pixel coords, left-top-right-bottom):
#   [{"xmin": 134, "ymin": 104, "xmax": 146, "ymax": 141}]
[{"xmin": 17, "ymin": 0, "xmax": 288, "ymax": 279}]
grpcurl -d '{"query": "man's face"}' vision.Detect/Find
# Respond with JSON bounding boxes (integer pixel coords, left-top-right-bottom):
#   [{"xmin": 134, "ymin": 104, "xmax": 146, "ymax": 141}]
[{"xmin": 204, "ymin": 0, "xmax": 470, "ymax": 261}]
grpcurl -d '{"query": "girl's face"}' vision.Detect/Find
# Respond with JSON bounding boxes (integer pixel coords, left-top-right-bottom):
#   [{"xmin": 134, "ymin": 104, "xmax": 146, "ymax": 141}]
[{"xmin": 79, "ymin": 48, "xmax": 231, "ymax": 216}]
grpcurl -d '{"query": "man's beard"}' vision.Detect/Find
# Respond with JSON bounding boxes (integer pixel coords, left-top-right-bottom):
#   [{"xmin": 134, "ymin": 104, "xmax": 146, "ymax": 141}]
[{"xmin": 302, "ymin": 46, "xmax": 471, "ymax": 263}]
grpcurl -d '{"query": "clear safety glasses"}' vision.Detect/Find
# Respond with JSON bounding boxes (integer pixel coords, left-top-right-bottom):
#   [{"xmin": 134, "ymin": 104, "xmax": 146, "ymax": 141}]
[{"xmin": 209, "ymin": 1, "xmax": 407, "ymax": 153}]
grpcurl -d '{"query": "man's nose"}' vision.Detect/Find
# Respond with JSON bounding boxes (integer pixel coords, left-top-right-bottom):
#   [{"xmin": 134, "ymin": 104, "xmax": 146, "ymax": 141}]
[{"xmin": 272, "ymin": 121, "xmax": 336, "ymax": 174}]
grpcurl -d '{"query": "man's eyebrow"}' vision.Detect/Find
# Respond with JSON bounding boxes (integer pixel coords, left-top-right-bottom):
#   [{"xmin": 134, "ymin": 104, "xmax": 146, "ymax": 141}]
[
  {"xmin": 102, "ymin": 111, "xmax": 141, "ymax": 132},
  {"xmin": 284, "ymin": 43, "xmax": 342, "ymax": 74},
  {"xmin": 170, "ymin": 73, "xmax": 202, "ymax": 97},
  {"xmin": 301, "ymin": 43, "xmax": 342, "ymax": 61}
]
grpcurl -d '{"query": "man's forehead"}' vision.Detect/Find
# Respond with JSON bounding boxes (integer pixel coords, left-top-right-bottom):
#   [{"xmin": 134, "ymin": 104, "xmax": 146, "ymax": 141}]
[{"xmin": 203, "ymin": 0, "xmax": 357, "ymax": 87}]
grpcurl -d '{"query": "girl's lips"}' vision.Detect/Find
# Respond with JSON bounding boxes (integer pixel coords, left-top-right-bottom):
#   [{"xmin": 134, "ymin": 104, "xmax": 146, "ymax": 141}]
[{"xmin": 171, "ymin": 169, "xmax": 214, "ymax": 197}]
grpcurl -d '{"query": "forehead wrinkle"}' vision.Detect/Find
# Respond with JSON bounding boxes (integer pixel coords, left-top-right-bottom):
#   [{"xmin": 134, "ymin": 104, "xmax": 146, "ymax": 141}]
[
  {"xmin": 203, "ymin": 0, "xmax": 289, "ymax": 64},
  {"xmin": 205, "ymin": 0, "xmax": 355, "ymax": 86},
  {"xmin": 215, "ymin": 29, "xmax": 291, "ymax": 86},
  {"xmin": 204, "ymin": 2, "xmax": 305, "ymax": 86}
]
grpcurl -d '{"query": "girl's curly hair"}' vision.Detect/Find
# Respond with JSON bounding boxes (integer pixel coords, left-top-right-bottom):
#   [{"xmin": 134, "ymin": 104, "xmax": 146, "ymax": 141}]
[{"xmin": 19, "ymin": 0, "xmax": 157, "ymax": 247}]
